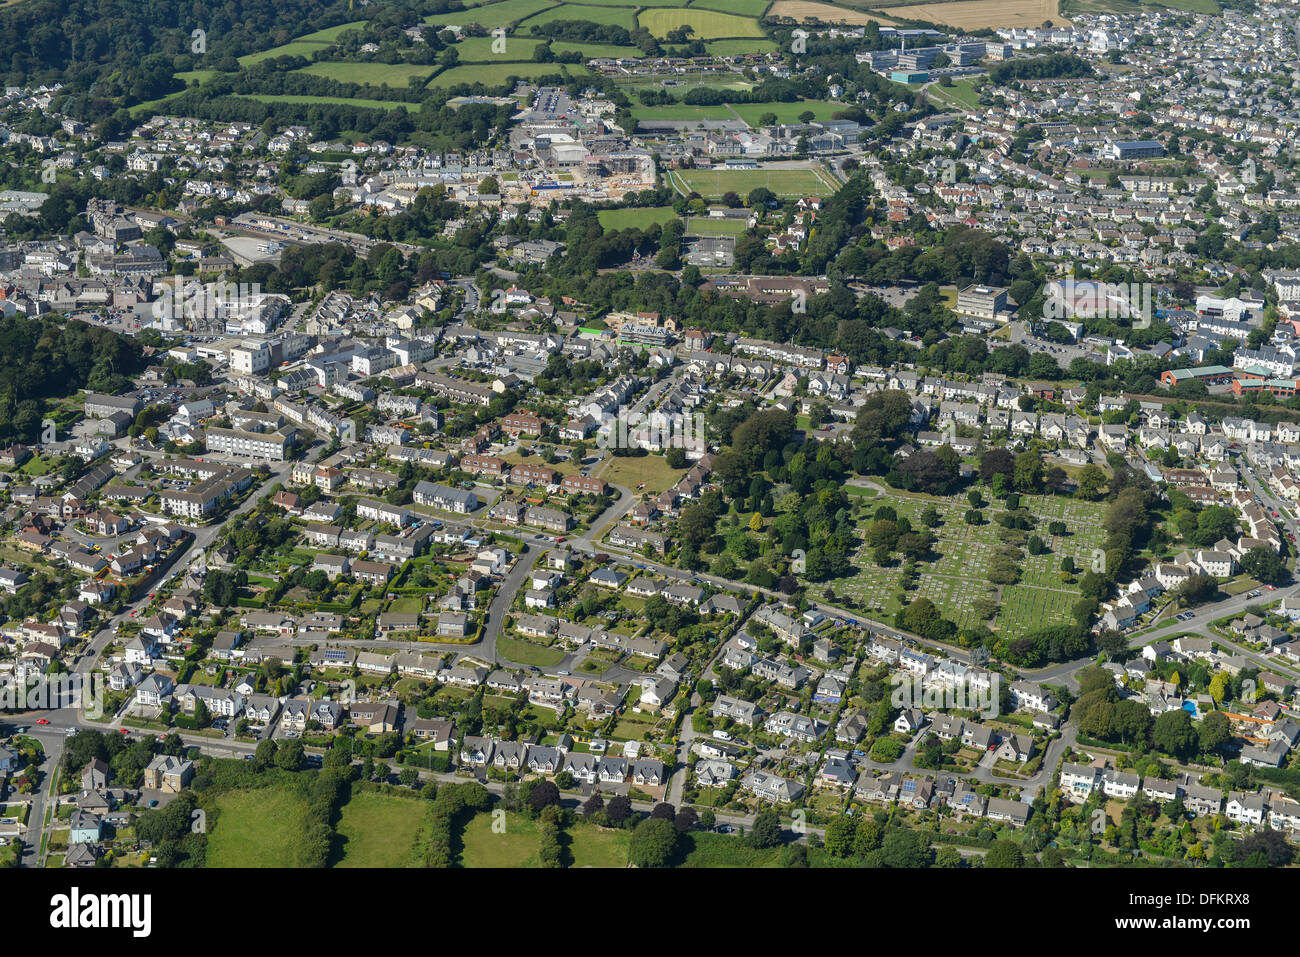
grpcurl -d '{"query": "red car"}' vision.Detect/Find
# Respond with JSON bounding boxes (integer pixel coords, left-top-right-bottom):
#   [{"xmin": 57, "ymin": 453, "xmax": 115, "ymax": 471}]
[
  {"xmin": 119, "ymin": 728, "xmax": 129, "ymax": 734},
  {"xmin": 35, "ymin": 718, "xmax": 49, "ymax": 725}
]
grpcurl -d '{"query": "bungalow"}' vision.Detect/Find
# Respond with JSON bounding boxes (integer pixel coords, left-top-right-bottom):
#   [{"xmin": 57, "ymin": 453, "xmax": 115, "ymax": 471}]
[
  {"xmin": 589, "ymin": 566, "xmax": 626, "ymax": 589},
  {"xmin": 985, "ymin": 797, "xmax": 1030, "ymax": 827}
]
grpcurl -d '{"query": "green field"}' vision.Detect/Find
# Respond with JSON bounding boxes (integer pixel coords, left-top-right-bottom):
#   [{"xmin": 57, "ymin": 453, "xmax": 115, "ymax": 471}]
[
  {"xmin": 686, "ymin": 216, "xmax": 749, "ymax": 235},
  {"xmin": 235, "ymin": 93, "xmax": 414, "ymax": 111},
  {"xmin": 679, "ymin": 831, "xmax": 784, "ymax": 866},
  {"xmin": 551, "ymin": 41, "xmax": 644, "ymax": 58},
  {"xmin": 705, "ymin": 37, "xmax": 778, "ymax": 54},
  {"xmin": 569, "ymin": 822, "xmax": 631, "ymax": 866},
  {"xmin": 727, "ymin": 99, "xmax": 842, "ymax": 125},
  {"xmin": 429, "ymin": 62, "xmax": 589, "ymax": 87},
  {"xmin": 631, "ymin": 99, "xmax": 841, "ymax": 127},
  {"xmin": 689, "ymin": 0, "xmax": 773, "ymax": 15},
  {"xmin": 239, "ymin": 40, "xmax": 329, "ymax": 66},
  {"xmin": 460, "ymin": 811, "xmax": 541, "ymax": 866},
  {"xmin": 523, "ymin": 2, "xmax": 640, "ymax": 28},
  {"xmin": 1062, "ymin": 0, "xmax": 1219, "ymax": 13},
  {"xmin": 497, "ymin": 634, "xmax": 567, "ymax": 667},
  {"xmin": 296, "ymin": 21, "xmax": 370, "ymax": 42},
  {"xmin": 632, "ymin": 103, "xmax": 736, "ymax": 122},
  {"xmin": 206, "ymin": 787, "xmax": 317, "ymax": 867},
  {"xmin": 597, "ymin": 451, "xmax": 688, "ymax": 495},
  {"xmin": 129, "ymin": 91, "xmax": 188, "ymax": 116},
  {"xmin": 670, "ymin": 165, "xmax": 838, "ymax": 198},
  {"xmin": 638, "ymin": 7, "xmax": 765, "ymax": 37},
  {"xmin": 617, "ymin": 72, "xmax": 753, "ymax": 91},
  {"xmin": 299, "ymin": 61, "xmax": 439, "ymax": 86},
  {"xmin": 928, "ymin": 77, "xmax": 982, "ymax": 111},
  {"xmin": 335, "ymin": 790, "xmax": 430, "ymax": 867},
  {"xmin": 1143, "ymin": 0, "xmax": 1219, "ymax": 10},
  {"xmin": 598, "ymin": 206, "xmax": 679, "ymax": 230},
  {"xmin": 454, "ymin": 35, "xmax": 543, "ymax": 60},
  {"xmin": 425, "ymin": 0, "xmax": 555, "ymax": 28}
]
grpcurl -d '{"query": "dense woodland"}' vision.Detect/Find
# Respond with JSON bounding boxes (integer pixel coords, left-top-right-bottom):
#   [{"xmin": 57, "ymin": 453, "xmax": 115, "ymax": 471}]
[{"xmin": 0, "ymin": 316, "xmax": 145, "ymax": 445}]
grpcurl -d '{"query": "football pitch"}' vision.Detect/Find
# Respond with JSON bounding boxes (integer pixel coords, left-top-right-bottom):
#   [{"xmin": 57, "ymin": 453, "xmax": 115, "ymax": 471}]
[{"xmin": 669, "ymin": 165, "xmax": 839, "ymax": 199}]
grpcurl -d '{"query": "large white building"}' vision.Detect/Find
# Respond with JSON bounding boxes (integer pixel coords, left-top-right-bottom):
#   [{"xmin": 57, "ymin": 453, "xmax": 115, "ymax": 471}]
[{"xmin": 230, "ymin": 340, "xmax": 271, "ymax": 376}]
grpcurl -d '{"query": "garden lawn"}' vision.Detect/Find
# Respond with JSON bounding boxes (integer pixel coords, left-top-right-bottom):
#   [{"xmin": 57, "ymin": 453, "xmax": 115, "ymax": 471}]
[{"xmin": 497, "ymin": 634, "xmax": 567, "ymax": 667}]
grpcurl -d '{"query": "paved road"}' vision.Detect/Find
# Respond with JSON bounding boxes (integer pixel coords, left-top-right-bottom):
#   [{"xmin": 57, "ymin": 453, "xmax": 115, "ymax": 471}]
[
  {"xmin": 13, "ymin": 729, "xmax": 62, "ymax": 868},
  {"xmin": 483, "ymin": 547, "xmax": 545, "ymax": 667}
]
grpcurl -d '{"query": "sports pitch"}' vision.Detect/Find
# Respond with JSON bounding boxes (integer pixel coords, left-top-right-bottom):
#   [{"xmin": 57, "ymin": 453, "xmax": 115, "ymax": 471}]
[{"xmin": 669, "ymin": 165, "xmax": 839, "ymax": 198}]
